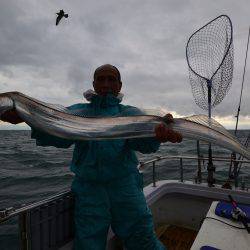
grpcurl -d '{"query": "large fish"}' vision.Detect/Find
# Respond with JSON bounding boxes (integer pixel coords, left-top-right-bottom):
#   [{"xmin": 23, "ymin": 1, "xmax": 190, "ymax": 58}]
[{"xmin": 0, "ymin": 91, "xmax": 249, "ymax": 159}]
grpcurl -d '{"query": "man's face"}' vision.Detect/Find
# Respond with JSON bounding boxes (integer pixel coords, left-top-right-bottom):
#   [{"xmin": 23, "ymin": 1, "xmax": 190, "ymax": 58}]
[{"xmin": 93, "ymin": 69, "xmax": 122, "ymax": 97}]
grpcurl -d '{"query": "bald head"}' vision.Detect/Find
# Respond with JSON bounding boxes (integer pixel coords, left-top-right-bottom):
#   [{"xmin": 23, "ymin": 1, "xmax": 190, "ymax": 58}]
[
  {"xmin": 94, "ymin": 64, "xmax": 121, "ymax": 82},
  {"xmin": 93, "ymin": 64, "xmax": 122, "ymax": 96}
]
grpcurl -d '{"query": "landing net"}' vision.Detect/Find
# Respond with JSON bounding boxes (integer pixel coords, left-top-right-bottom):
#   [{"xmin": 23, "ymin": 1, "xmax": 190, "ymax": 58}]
[{"xmin": 186, "ymin": 15, "xmax": 234, "ymax": 110}]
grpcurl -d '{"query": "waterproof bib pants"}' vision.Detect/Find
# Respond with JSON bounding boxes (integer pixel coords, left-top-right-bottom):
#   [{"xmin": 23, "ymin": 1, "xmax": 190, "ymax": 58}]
[{"xmin": 72, "ymin": 173, "xmax": 165, "ymax": 250}]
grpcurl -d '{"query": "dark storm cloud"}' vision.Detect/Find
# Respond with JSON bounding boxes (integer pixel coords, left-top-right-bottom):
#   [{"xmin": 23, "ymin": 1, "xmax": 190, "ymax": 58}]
[
  {"xmin": 0, "ymin": 0, "xmax": 249, "ymax": 129},
  {"xmin": 0, "ymin": 2, "xmax": 51, "ymax": 67}
]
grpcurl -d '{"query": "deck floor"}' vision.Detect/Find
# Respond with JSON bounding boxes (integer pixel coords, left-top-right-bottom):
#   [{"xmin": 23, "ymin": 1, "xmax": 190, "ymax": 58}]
[{"xmin": 156, "ymin": 225, "xmax": 198, "ymax": 250}]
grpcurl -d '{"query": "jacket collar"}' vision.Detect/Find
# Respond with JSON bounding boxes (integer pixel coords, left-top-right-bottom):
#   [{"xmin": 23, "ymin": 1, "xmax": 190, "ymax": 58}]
[{"xmin": 83, "ymin": 89, "xmax": 123, "ymax": 107}]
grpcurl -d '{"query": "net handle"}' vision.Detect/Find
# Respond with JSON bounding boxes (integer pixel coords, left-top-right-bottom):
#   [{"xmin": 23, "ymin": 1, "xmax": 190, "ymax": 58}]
[{"xmin": 186, "ymin": 14, "xmax": 233, "ymax": 82}]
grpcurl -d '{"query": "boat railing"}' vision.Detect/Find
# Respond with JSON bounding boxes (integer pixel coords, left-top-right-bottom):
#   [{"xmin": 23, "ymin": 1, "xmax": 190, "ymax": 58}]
[
  {"xmin": 0, "ymin": 189, "xmax": 74, "ymax": 250},
  {"xmin": 138, "ymin": 154, "xmax": 250, "ymax": 189}
]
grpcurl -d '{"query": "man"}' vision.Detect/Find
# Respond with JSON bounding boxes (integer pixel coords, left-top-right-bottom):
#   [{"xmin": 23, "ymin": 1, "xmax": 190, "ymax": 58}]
[{"xmin": 1, "ymin": 64, "xmax": 182, "ymax": 250}]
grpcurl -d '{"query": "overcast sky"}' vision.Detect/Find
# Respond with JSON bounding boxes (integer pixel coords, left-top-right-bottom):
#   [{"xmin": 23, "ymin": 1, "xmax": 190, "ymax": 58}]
[{"xmin": 0, "ymin": 0, "xmax": 250, "ymax": 129}]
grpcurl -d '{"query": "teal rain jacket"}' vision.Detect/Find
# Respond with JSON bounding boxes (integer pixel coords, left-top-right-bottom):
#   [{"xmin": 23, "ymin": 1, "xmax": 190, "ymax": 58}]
[{"xmin": 31, "ymin": 92, "xmax": 165, "ymax": 250}]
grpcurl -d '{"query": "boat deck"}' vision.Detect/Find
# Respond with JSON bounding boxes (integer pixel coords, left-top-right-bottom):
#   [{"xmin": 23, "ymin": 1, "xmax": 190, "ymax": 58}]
[{"xmin": 156, "ymin": 224, "xmax": 198, "ymax": 250}]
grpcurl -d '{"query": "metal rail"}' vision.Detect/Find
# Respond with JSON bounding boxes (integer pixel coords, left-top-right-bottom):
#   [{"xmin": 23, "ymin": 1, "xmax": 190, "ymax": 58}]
[
  {"xmin": 139, "ymin": 155, "xmax": 250, "ymax": 169},
  {"xmin": 1, "ymin": 190, "xmax": 75, "ymax": 250},
  {"xmin": 0, "ymin": 189, "xmax": 71, "ymax": 224},
  {"xmin": 138, "ymin": 154, "xmax": 250, "ymax": 188}
]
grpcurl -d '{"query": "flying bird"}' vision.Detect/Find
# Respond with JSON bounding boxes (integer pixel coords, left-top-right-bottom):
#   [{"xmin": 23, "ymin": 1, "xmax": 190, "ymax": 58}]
[{"xmin": 56, "ymin": 9, "xmax": 68, "ymax": 26}]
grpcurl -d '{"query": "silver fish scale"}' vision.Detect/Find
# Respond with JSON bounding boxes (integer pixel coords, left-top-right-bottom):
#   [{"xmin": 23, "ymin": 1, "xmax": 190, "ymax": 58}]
[{"xmin": 0, "ymin": 91, "xmax": 249, "ymax": 159}]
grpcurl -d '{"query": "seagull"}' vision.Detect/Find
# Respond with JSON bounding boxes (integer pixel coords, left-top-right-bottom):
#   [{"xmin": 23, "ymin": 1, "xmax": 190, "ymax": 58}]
[{"xmin": 56, "ymin": 9, "xmax": 68, "ymax": 26}]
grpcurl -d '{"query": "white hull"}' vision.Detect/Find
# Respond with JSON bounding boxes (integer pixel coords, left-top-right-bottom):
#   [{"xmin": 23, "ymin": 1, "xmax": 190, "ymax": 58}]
[{"xmin": 105, "ymin": 180, "xmax": 250, "ymax": 250}]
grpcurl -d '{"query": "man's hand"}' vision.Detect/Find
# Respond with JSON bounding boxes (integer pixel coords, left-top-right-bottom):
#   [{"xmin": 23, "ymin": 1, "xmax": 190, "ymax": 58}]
[
  {"xmin": 155, "ymin": 114, "xmax": 182, "ymax": 143},
  {"xmin": 1, "ymin": 110, "xmax": 24, "ymax": 124}
]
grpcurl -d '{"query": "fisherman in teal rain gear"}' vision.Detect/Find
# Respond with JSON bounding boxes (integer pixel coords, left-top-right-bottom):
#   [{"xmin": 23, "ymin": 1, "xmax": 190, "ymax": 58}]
[{"xmin": 1, "ymin": 64, "xmax": 182, "ymax": 250}]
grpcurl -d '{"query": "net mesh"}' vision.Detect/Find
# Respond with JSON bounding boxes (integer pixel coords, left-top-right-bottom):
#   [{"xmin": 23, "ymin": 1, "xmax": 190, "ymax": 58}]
[{"xmin": 186, "ymin": 15, "xmax": 234, "ymax": 110}]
